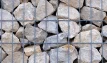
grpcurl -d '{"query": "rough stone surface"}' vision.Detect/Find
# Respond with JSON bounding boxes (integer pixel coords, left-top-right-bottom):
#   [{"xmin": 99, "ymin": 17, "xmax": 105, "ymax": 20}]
[
  {"xmin": 50, "ymin": 44, "xmax": 78, "ymax": 63},
  {"xmin": 102, "ymin": 25, "xmax": 107, "ymax": 37},
  {"xmin": 1, "ymin": 32, "xmax": 21, "ymax": 54},
  {"xmin": 16, "ymin": 27, "xmax": 24, "ymax": 38},
  {"xmin": 59, "ymin": 20, "xmax": 80, "ymax": 38},
  {"xmin": 78, "ymin": 47, "xmax": 101, "ymax": 63},
  {"xmin": 49, "ymin": 0, "xmax": 58, "ymax": 9},
  {"xmin": 38, "ymin": 15, "xmax": 58, "ymax": 34},
  {"xmin": 20, "ymin": 0, "xmax": 28, "ymax": 3},
  {"xmin": 13, "ymin": 2, "xmax": 35, "ymax": 26},
  {"xmin": 73, "ymin": 29, "xmax": 102, "ymax": 48},
  {"xmin": 20, "ymin": 38, "xmax": 29, "ymax": 46},
  {"xmin": 31, "ymin": 0, "xmax": 40, "ymax": 6},
  {"xmin": 2, "ymin": 52, "xmax": 28, "ymax": 63},
  {"xmin": 29, "ymin": 52, "xmax": 49, "ymax": 63},
  {"xmin": 104, "ymin": 16, "xmax": 107, "ymax": 24},
  {"xmin": 1, "ymin": 0, "xmax": 20, "ymax": 12},
  {"xmin": 25, "ymin": 24, "xmax": 47, "ymax": 43},
  {"xmin": 0, "ymin": 30, "xmax": 4, "ymax": 36},
  {"xmin": 81, "ymin": 6, "xmax": 106, "ymax": 26},
  {"xmin": 24, "ymin": 45, "xmax": 41, "ymax": 56},
  {"xmin": 0, "ymin": 47, "xmax": 7, "ymax": 62},
  {"xmin": 57, "ymin": 3, "xmax": 80, "ymax": 20},
  {"xmin": 43, "ymin": 33, "xmax": 67, "ymax": 50},
  {"xmin": 60, "ymin": 0, "xmax": 84, "ymax": 8}
]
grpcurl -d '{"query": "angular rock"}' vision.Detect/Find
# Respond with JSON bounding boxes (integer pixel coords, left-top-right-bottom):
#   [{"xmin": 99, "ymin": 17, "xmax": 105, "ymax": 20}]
[
  {"xmin": 104, "ymin": 16, "xmax": 107, "ymax": 24},
  {"xmin": 25, "ymin": 24, "xmax": 47, "ymax": 44},
  {"xmin": 60, "ymin": 0, "xmax": 84, "ymax": 8},
  {"xmin": 13, "ymin": 2, "xmax": 35, "ymax": 26},
  {"xmin": 16, "ymin": 27, "xmax": 24, "ymax": 38},
  {"xmin": 59, "ymin": 20, "xmax": 80, "ymax": 38},
  {"xmin": 38, "ymin": 15, "xmax": 58, "ymax": 34},
  {"xmin": 2, "ymin": 52, "xmax": 28, "ymax": 63},
  {"xmin": 31, "ymin": 0, "xmax": 40, "ymax": 6},
  {"xmin": 78, "ymin": 47, "xmax": 101, "ymax": 63},
  {"xmin": 81, "ymin": 6, "xmax": 106, "ymax": 26},
  {"xmin": 49, "ymin": 0, "xmax": 58, "ymax": 9},
  {"xmin": 20, "ymin": 0, "xmax": 28, "ymax": 3},
  {"xmin": 57, "ymin": 3, "xmax": 80, "ymax": 20},
  {"xmin": 50, "ymin": 44, "xmax": 78, "ymax": 63},
  {"xmin": 73, "ymin": 29, "xmax": 102, "ymax": 48},
  {"xmin": 24, "ymin": 45, "xmax": 41, "ymax": 56},
  {"xmin": 20, "ymin": 38, "xmax": 29, "ymax": 47},
  {"xmin": 1, "ymin": 32, "xmax": 21, "ymax": 54},
  {"xmin": 43, "ymin": 33, "xmax": 67, "ymax": 50},
  {"xmin": 29, "ymin": 52, "xmax": 49, "ymax": 63},
  {"xmin": 36, "ymin": 0, "xmax": 54, "ymax": 20},
  {"xmin": 102, "ymin": 25, "xmax": 107, "ymax": 37},
  {"xmin": 1, "ymin": 0, "xmax": 20, "ymax": 12},
  {"xmin": 0, "ymin": 47, "xmax": 7, "ymax": 62},
  {"xmin": 0, "ymin": 30, "xmax": 4, "ymax": 36}
]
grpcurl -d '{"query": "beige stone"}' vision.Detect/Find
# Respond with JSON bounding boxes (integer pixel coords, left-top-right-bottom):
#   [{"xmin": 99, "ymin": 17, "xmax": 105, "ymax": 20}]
[
  {"xmin": 20, "ymin": 38, "xmax": 29, "ymax": 46},
  {"xmin": 101, "ymin": 25, "xmax": 107, "ymax": 37},
  {"xmin": 49, "ymin": 0, "xmax": 58, "ymax": 9},
  {"xmin": 16, "ymin": 27, "xmax": 24, "ymax": 38},
  {"xmin": 31, "ymin": 0, "xmax": 40, "ymax": 6},
  {"xmin": 20, "ymin": 0, "xmax": 28, "ymax": 3},
  {"xmin": 0, "ymin": 47, "xmax": 7, "ymax": 62}
]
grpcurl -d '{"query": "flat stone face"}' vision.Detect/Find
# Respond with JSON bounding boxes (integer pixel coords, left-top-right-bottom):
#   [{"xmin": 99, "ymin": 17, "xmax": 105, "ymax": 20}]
[
  {"xmin": 0, "ymin": 47, "xmax": 7, "ymax": 62},
  {"xmin": 38, "ymin": 15, "xmax": 58, "ymax": 34},
  {"xmin": 60, "ymin": 0, "xmax": 84, "ymax": 8},
  {"xmin": 31, "ymin": 0, "xmax": 40, "ymax": 6},
  {"xmin": 28, "ymin": 52, "xmax": 49, "ymax": 63},
  {"xmin": 13, "ymin": 2, "xmax": 35, "ymax": 26},
  {"xmin": 1, "ymin": 0, "xmax": 20, "ymax": 12},
  {"xmin": 50, "ymin": 44, "xmax": 78, "ymax": 63},
  {"xmin": 78, "ymin": 47, "xmax": 101, "ymax": 63},
  {"xmin": 1, "ymin": 32, "xmax": 21, "ymax": 54},
  {"xmin": 102, "ymin": 25, "xmax": 107, "ymax": 37},
  {"xmin": 57, "ymin": 3, "xmax": 80, "ymax": 20},
  {"xmin": 36, "ymin": 0, "xmax": 54, "ymax": 21},
  {"xmin": 25, "ymin": 24, "xmax": 47, "ymax": 44},
  {"xmin": 2, "ymin": 52, "xmax": 28, "ymax": 63},
  {"xmin": 43, "ymin": 33, "xmax": 67, "ymax": 50},
  {"xmin": 59, "ymin": 20, "xmax": 80, "ymax": 38},
  {"xmin": 73, "ymin": 29, "xmax": 102, "ymax": 48},
  {"xmin": 16, "ymin": 27, "xmax": 24, "ymax": 38}
]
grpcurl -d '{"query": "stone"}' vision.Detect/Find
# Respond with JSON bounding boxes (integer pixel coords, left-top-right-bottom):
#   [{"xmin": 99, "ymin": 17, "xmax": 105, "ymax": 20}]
[
  {"xmin": 1, "ymin": 0, "xmax": 20, "ymax": 12},
  {"xmin": 57, "ymin": 3, "xmax": 80, "ymax": 20},
  {"xmin": 0, "ymin": 30, "xmax": 4, "ymax": 36},
  {"xmin": 2, "ymin": 52, "xmax": 28, "ymax": 63},
  {"xmin": 0, "ymin": 47, "xmax": 7, "ymax": 62},
  {"xmin": 0, "ymin": 9, "xmax": 19, "ymax": 32},
  {"xmin": 1, "ymin": 32, "xmax": 21, "ymax": 54},
  {"xmin": 104, "ymin": 16, "xmax": 107, "ymax": 24},
  {"xmin": 20, "ymin": 0, "xmax": 28, "ymax": 3},
  {"xmin": 25, "ymin": 24, "xmax": 47, "ymax": 44},
  {"xmin": 20, "ymin": 38, "xmax": 29, "ymax": 47},
  {"xmin": 59, "ymin": 20, "xmax": 80, "ymax": 38},
  {"xmin": 43, "ymin": 33, "xmax": 67, "ymax": 50},
  {"xmin": 13, "ymin": 2, "xmax": 35, "ymax": 26},
  {"xmin": 49, "ymin": 0, "xmax": 58, "ymax": 9},
  {"xmin": 16, "ymin": 27, "xmax": 24, "ymax": 38},
  {"xmin": 73, "ymin": 29, "xmax": 102, "ymax": 48},
  {"xmin": 78, "ymin": 47, "xmax": 101, "ymax": 63},
  {"xmin": 81, "ymin": 6, "xmax": 106, "ymax": 26},
  {"xmin": 38, "ymin": 15, "xmax": 58, "ymax": 34},
  {"xmin": 29, "ymin": 52, "xmax": 49, "ymax": 63},
  {"xmin": 31, "ymin": 0, "xmax": 40, "ymax": 6},
  {"xmin": 60, "ymin": 0, "xmax": 84, "ymax": 8},
  {"xmin": 50, "ymin": 44, "xmax": 78, "ymax": 63},
  {"xmin": 36, "ymin": 0, "xmax": 54, "ymax": 20},
  {"xmin": 24, "ymin": 45, "xmax": 41, "ymax": 56},
  {"xmin": 86, "ymin": 0, "xmax": 107, "ymax": 11},
  {"xmin": 101, "ymin": 25, "xmax": 107, "ymax": 37}
]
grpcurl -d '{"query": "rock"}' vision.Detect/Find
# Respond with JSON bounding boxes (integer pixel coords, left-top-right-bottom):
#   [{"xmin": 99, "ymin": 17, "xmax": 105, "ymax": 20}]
[
  {"xmin": 16, "ymin": 27, "xmax": 24, "ymax": 38},
  {"xmin": 101, "ymin": 25, "xmax": 107, "ymax": 37},
  {"xmin": 2, "ymin": 52, "xmax": 28, "ymax": 63},
  {"xmin": 86, "ymin": 0, "xmax": 107, "ymax": 11},
  {"xmin": 38, "ymin": 15, "xmax": 58, "ymax": 34},
  {"xmin": 0, "ymin": 47, "xmax": 7, "ymax": 62},
  {"xmin": 81, "ymin": 6, "xmax": 106, "ymax": 26},
  {"xmin": 104, "ymin": 16, "xmax": 107, "ymax": 24},
  {"xmin": 20, "ymin": 0, "xmax": 28, "ymax": 3},
  {"xmin": 57, "ymin": 3, "xmax": 80, "ymax": 20},
  {"xmin": 13, "ymin": 2, "xmax": 35, "ymax": 26},
  {"xmin": 50, "ymin": 44, "xmax": 78, "ymax": 63},
  {"xmin": 0, "ymin": 9, "xmax": 19, "ymax": 32},
  {"xmin": 49, "ymin": 0, "xmax": 58, "ymax": 9},
  {"xmin": 43, "ymin": 33, "xmax": 67, "ymax": 50},
  {"xmin": 36, "ymin": 0, "xmax": 54, "ymax": 20},
  {"xmin": 20, "ymin": 38, "xmax": 29, "ymax": 46},
  {"xmin": 78, "ymin": 47, "xmax": 101, "ymax": 63},
  {"xmin": 60, "ymin": 0, "xmax": 84, "ymax": 8},
  {"xmin": 1, "ymin": 32, "xmax": 21, "ymax": 54},
  {"xmin": 25, "ymin": 24, "xmax": 47, "ymax": 44},
  {"xmin": 59, "ymin": 19, "xmax": 80, "ymax": 38},
  {"xmin": 73, "ymin": 29, "xmax": 102, "ymax": 48},
  {"xmin": 24, "ymin": 45, "xmax": 41, "ymax": 56},
  {"xmin": 29, "ymin": 52, "xmax": 49, "ymax": 63},
  {"xmin": 1, "ymin": 0, "xmax": 20, "ymax": 12},
  {"xmin": 0, "ymin": 30, "xmax": 4, "ymax": 36},
  {"xmin": 31, "ymin": 0, "xmax": 40, "ymax": 6}
]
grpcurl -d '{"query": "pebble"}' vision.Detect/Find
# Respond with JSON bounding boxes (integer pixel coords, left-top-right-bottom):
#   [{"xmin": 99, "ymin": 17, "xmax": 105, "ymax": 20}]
[
  {"xmin": 102, "ymin": 25, "xmax": 107, "ymax": 37},
  {"xmin": 16, "ymin": 27, "xmax": 24, "ymax": 38},
  {"xmin": 0, "ymin": 47, "xmax": 7, "ymax": 62}
]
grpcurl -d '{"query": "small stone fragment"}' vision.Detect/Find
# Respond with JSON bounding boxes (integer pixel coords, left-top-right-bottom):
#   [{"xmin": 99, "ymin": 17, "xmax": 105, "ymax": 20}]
[
  {"xmin": 20, "ymin": 0, "xmax": 28, "ymax": 3},
  {"xmin": 57, "ymin": 3, "xmax": 80, "ymax": 20},
  {"xmin": 0, "ymin": 47, "xmax": 7, "ymax": 62},
  {"xmin": 2, "ymin": 52, "xmax": 28, "ymax": 63},
  {"xmin": 73, "ymin": 29, "xmax": 102, "ymax": 48},
  {"xmin": 104, "ymin": 16, "xmax": 107, "ymax": 24},
  {"xmin": 38, "ymin": 15, "xmax": 58, "ymax": 34},
  {"xmin": 29, "ymin": 52, "xmax": 49, "ymax": 63},
  {"xmin": 24, "ymin": 45, "xmax": 41, "ymax": 56},
  {"xmin": 31, "ymin": 0, "xmax": 40, "ymax": 6},
  {"xmin": 16, "ymin": 27, "xmax": 24, "ymax": 38},
  {"xmin": 101, "ymin": 25, "xmax": 107, "ymax": 37},
  {"xmin": 78, "ymin": 47, "xmax": 101, "ymax": 63},
  {"xmin": 49, "ymin": 0, "xmax": 58, "ymax": 9},
  {"xmin": 50, "ymin": 44, "xmax": 78, "ymax": 63},
  {"xmin": 20, "ymin": 38, "xmax": 29, "ymax": 46}
]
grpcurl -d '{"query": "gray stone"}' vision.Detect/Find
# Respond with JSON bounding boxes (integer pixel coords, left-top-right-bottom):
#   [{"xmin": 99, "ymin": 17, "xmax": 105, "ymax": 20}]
[
  {"xmin": 102, "ymin": 25, "xmax": 107, "ymax": 37},
  {"xmin": 49, "ymin": 0, "xmax": 58, "ymax": 9},
  {"xmin": 0, "ymin": 30, "xmax": 4, "ymax": 36},
  {"xmin": 31, "ymin": 0, "xmax": 40, "ymax": 6},
  {"xmin": 20, "ymin": 38, "xmax": 29, "ymax": 46},
  {"xmin": 16, "ymin": 27, "xmax": 24, "ymax": 38},
  {"xmin": 0, "ymin": 47, "xmax": 7, "ymax": 62},
  {"xmin": 104, "ymin": 16, "xmax": 107, "ymax": 24}
]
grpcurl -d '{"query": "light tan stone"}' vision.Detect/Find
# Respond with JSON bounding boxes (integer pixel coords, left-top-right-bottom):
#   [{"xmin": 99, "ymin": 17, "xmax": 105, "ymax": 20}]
[
  {"xmin": 0, "ymin": 47, "xmax": 7, "ymax": 62},
  {"xmin": 16, "ymin": 27, "xmax": 24, "ymax": 38}
]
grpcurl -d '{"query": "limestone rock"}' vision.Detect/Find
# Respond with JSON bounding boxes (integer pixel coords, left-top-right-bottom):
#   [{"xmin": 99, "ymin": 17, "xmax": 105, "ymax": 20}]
[
  {"xmin": 0, "ymin": 47, "xmax": 7, "ymax": 62},
  {"xmin": 16, "ymin": 27, "xmax": 24, "ymax": 38},
  {"xmin": 20, "ymin": 38, "xmax": 29, "ymax": 47},
  {"xmin": 0, "ymin": 30, "xmax": 4, "ymax": 36},
  {"xmin": 73, "ymin": 29, "xmax": 102, "ymax": 48},
  {"xmin": 38, "ymin": 15, "xmax": 58, "ymax": 34},
  {"xmin": 31, "ymin": 0, "xmax": 40, "ymax": 6},
  {"xmin": 49, "ymin": 0, "xmax": 58, "ymax": 9},
  {"xmin": 102, "ymin": 25, "xmax": 107, "ymax": 37},
  {"xmin": 20, "ymin": 0, "xmax": 28, "ymax": 3}
]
